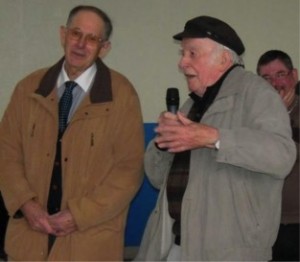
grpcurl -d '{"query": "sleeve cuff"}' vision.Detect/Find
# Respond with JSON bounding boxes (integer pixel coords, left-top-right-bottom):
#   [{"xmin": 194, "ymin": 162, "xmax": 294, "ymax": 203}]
[{"xmin": 215, "ymin": 140, "xmax": 220, "ymax": 149}]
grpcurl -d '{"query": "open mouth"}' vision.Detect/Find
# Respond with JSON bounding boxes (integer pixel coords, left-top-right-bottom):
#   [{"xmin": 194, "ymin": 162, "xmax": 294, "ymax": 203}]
[{"xmin": 185, "ymin": 73, "xmax": 196, "ymax": 79}]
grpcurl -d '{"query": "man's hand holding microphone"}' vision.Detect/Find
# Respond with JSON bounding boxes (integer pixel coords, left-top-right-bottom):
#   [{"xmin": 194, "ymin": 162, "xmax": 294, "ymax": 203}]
[{"xmin": 155, "ymin": 88, "xmax": 220, "ymax": 152}]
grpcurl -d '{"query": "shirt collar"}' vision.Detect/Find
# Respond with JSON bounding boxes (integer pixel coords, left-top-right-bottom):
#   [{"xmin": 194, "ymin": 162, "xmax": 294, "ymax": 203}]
[{"xmin": 57, "ymin": 62, "xmax": 97, "ymax": 92}]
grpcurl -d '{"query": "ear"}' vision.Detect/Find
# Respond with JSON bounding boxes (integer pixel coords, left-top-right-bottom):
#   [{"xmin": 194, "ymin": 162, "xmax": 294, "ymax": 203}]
[
  {"xmin": 98, "ymin": 41, "xmax": 111, "ymax": 59},
  {"xmin": 218, "ymin": 49, "xmax": 232, "ymax": 72},
  {"xmin": 60, "ymin": 26, "xmax": 67, "ymax": 47},
  {"xmin": 291, "ymin": 68, "xmax": 298, "ymax": 81}
]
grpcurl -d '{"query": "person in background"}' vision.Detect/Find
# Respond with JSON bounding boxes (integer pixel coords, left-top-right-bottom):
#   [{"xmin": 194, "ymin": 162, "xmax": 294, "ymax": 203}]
[
  {"xmin": 0, "ymin": 192, "xmax": 8, "ymax": 260},
  {"xmin": 134, "ymin": 16, "xmax": 296, "ymax": 261},
  {"xmin": 0, "ymin": 5, "xmax": 144, "ymax": 261},
  {"xmin": 257, "ymin": 50, "xmax": 299, "ymax": 261}
]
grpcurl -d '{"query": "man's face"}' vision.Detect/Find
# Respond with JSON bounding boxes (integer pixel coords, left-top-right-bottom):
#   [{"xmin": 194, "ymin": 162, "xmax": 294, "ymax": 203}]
[
  {"xmin": 258, "ymin": 59, "xmax": 298, "ymax": 99},
  {"xmin": 60, "ymin": 10, "xmax": 109, "ymax": 78},
  {"xmin": 178, "ymin": 38, "xmax": 224, "ymax": 96}
]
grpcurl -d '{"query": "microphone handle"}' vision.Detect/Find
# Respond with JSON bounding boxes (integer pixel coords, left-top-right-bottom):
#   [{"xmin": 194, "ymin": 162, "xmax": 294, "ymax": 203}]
[{"xmin": 167, "ymin": 105, "xmax": 178, "ymax": 114}]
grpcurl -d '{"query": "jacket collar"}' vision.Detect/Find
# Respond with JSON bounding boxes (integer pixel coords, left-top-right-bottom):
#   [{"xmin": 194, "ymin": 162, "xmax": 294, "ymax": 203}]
[{"xmin": 35, "ymin": 57, "xmax": 112, "ymax": 103}]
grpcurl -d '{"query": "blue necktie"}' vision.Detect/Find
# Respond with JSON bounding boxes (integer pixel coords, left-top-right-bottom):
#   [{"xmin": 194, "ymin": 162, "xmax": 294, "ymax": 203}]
[{"xmin": 59, "ymin": 81, "xmax": 77, "ymax": 133}]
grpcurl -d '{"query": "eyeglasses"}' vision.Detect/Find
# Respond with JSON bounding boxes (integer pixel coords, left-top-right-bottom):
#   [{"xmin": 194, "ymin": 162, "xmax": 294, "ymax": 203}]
[
  {"xmin": 262, "ymin": 71, "xmax": 292, "ymax": 82},
  {"xmin": 66, "ymin": 27, "xmax": 103, "ymax": 46}
]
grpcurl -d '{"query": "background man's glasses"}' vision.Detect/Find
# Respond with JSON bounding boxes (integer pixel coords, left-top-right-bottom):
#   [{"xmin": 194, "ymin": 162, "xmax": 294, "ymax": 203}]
[{"xmin": 263, "ymin": 71, "xmax": 292, "ymax": 82}]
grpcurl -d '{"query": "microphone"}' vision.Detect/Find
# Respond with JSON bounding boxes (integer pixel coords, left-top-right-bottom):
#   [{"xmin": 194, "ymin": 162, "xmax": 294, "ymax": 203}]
[
  {"xmin": 155, "ymin": 87, "xmax": 179, "ymax": 151},
  {"xmin": 166, "ymin": 87, "xmax": 179, "ymax": 114}
]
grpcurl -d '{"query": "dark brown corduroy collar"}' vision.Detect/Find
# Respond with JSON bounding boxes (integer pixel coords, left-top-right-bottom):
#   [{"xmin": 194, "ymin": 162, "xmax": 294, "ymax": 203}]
[{"xmin": 35, "ymin": 57, "xmax": 112, "ymax": 103}]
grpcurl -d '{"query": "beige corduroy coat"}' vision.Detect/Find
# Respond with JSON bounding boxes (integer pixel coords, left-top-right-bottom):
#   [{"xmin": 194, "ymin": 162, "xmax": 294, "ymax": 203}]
[{"xmin": 0, "ymin": 58, "xmax": 144, "ymax": 261}]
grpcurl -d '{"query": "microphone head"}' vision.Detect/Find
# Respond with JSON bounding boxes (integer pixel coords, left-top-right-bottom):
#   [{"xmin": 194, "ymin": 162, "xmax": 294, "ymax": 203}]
[{"xmin": 166, "ymin": 87, "xmax": 179, "ymax": 113}]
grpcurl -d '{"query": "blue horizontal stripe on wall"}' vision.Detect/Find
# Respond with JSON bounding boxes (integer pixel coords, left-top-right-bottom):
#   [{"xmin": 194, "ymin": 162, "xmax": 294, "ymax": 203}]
[{"xmin": 125, "ymin": 123, "xmax": 159, "ymax": 246}]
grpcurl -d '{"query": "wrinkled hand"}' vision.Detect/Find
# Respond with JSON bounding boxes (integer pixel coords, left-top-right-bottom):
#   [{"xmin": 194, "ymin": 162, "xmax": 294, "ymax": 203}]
[
  {"xmin": 155, "ymin": 112, "xmax": 219, "ymax": 152},
  {"xmin": 157, "ymin": 111, "xmax": 182, "ymax": 127},
  {"xmin": 49, "ymin": 209, "xmax": 78, "ymax": 237},
  {"xmin": 21, "ymin": 199, "xmax": 55, "ymax": 235}
]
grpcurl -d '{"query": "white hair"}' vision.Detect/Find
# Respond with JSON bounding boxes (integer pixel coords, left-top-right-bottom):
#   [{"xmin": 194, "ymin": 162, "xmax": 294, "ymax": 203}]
[
  {"xmin": 214, "ymin": 42, "xmax": 244, "ymax": 66},
  {"xmin": 224, "ymin": 46, "xmax": 244, "ymax": 66}
]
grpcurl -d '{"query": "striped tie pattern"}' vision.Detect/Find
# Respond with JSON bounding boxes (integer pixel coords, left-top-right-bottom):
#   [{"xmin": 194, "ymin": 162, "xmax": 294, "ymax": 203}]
[{"xmin": 59, "ymin": 81, "xmax": 77, "ymax": 133}]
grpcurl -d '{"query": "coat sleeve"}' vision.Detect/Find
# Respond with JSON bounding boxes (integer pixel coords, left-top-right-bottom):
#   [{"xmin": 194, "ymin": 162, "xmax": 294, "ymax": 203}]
[
  {"xmin": 143, "ymin": 100, "xmax": 193, "ymax": 189},
  {"xmin": 0, "ymin": 84, "xmax": 37, "ymax": 215},
  {"xmin": 144, "ymin": 140, "xmax": 174, "ymax": 189}
]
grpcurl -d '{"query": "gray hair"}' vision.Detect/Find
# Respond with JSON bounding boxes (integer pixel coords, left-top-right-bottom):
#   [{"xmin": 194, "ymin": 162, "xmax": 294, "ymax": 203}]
[
  {"xmin": 66, "ymin": 5, "xmax": 113, "ymax": 41},
  {"xmin": 223, "ymin": 45, "xmax": 244, "ymax": 66},
  {"xmin": 213, "ymin": 41, "xmax": 244, "ymax": 66}
]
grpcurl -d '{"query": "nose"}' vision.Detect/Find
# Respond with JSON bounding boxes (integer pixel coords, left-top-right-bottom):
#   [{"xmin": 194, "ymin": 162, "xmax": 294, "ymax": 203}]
[
  {"xmin": 76, "ymin": 35, "xmax": 88, "ymax": 47},
  {"xmin": 179, "ymin": 56, "xmax": 188, "ymax": 71},
  {"xmin": 268, "ymin": 78, "xmax": 281, "ymax": 89}
]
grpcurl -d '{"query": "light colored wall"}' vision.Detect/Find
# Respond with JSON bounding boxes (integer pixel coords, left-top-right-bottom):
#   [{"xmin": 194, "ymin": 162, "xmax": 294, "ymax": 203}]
[{"xmin": 0, "ymin": 0, "xmax": 299, "ymax": 122}]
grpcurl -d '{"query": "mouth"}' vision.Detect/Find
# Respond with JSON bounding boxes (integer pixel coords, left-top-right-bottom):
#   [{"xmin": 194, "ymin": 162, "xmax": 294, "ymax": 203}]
[
  {"xmin": 274, "ymin": 86, "xmax": 284, "ymax": 93},
  {"xmin": 184, "ymin": 73, "xmax": 197, "ymax": 80},
  {"xmin": 71, "ymin": 50, "xmax": 86, "ymax": 59}
]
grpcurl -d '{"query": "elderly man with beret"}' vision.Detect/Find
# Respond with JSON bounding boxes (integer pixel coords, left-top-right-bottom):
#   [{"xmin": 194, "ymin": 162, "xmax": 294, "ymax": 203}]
[{"xmin": 134, "ymin": 16, "xmax": 296, "ymax": 261}]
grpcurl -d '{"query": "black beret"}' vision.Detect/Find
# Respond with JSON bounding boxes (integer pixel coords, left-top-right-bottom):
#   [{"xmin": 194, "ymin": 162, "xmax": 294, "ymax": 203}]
[{"xmin": 173, "ymin": 16, "xmax": 245, "ymax": 55}]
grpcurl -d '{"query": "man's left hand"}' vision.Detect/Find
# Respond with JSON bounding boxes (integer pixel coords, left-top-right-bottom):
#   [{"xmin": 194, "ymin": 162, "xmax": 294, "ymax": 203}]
[{"xmin": 49, "ymin": 209, "xmax": 78, "ymax": 236}]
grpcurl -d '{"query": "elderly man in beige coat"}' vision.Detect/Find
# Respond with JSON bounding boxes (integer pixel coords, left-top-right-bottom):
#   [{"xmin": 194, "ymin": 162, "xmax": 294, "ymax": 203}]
[{"xmin": 0, "ymin": 5, "xmax": 144, "ymax": 261}]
